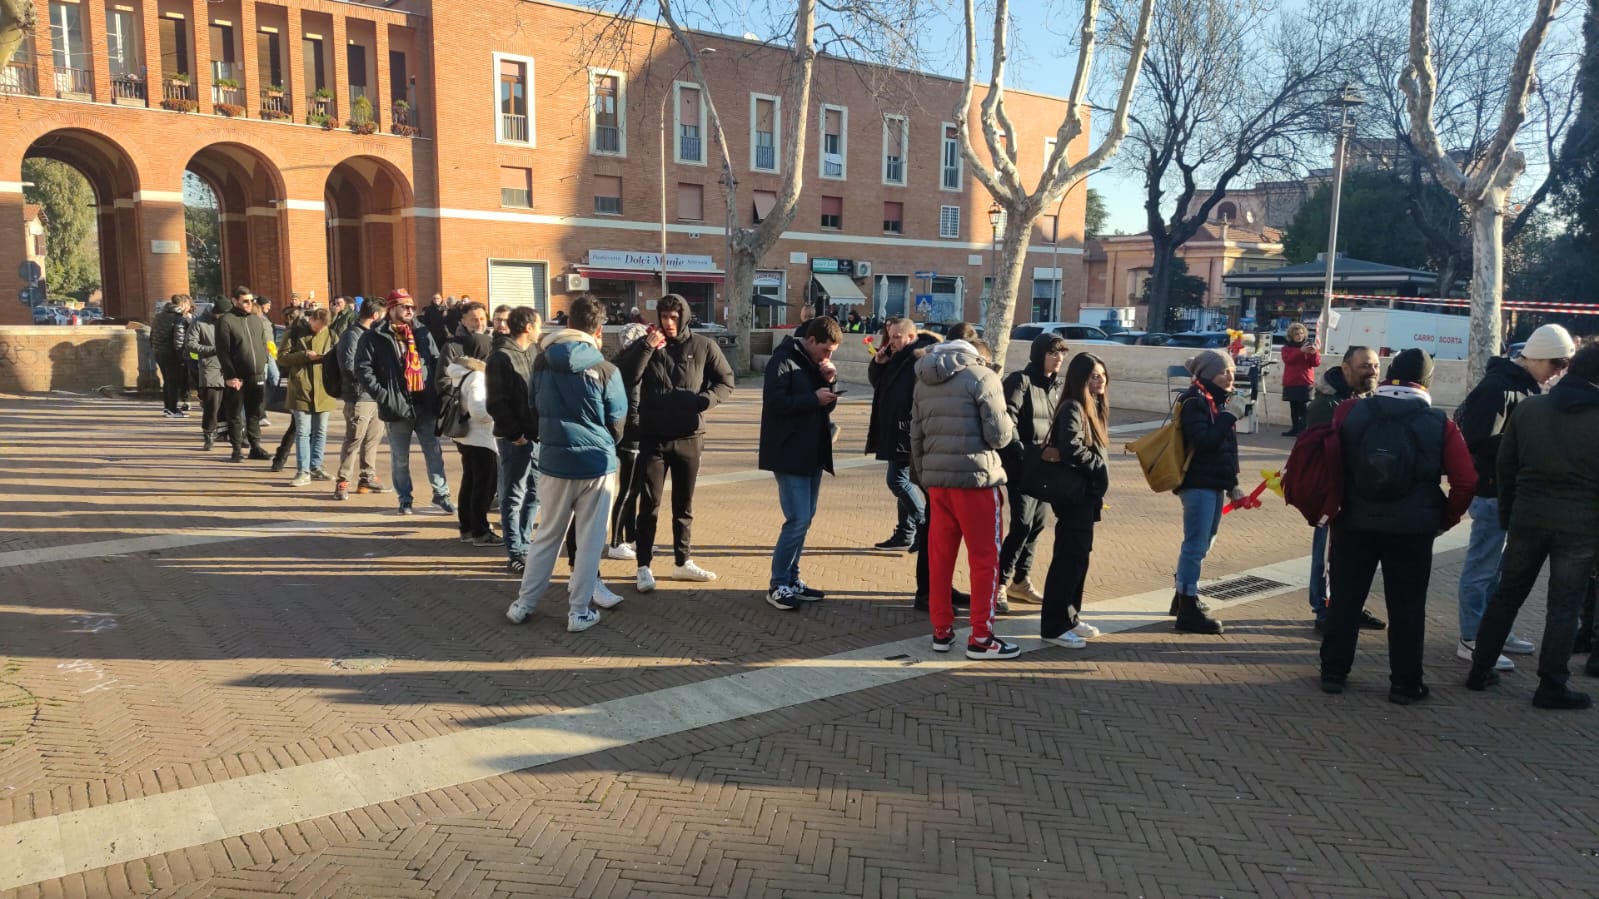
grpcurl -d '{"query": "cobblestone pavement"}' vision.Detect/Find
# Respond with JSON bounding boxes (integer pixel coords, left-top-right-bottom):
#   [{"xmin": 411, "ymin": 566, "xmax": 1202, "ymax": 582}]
[{"xmin": 1, "ymin": 391, "xmax": 1593, "ymax": 898}]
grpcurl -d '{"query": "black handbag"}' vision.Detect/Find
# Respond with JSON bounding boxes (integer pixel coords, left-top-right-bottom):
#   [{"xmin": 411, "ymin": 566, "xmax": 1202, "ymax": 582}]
[{"xmin": 1017, "ymin": 417, "xmax": 1087, "ymax": 504}]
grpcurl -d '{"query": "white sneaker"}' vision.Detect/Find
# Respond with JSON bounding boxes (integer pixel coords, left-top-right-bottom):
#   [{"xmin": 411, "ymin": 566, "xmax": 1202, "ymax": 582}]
[
  {"xmin": 567, "ymin": 609, "xmax": 600, "ymax": 633},
  {"xmin": 605, "ymin": 542, "xmax": 637, "ymax": 561},
  {"xmin": 670, "ymin": 560, "xmax": 718, "ymax": 582},
  {"xmin": 1503, "ymin": 633, "xmax": 1536, "ymax": 655},
  {"xmin": 1458, "ymin": 639, "xmax": 1515, "ymax": 672},
  {"xmin": 1071, "ymin": 621, "xmax": 1101, "ymax": 639},
  {"xmin": 636, "ymin": 567, "xmax": 656, "ymax": 593},
  {"xmin": 1044, "ymin": 632, "xmax": 1088, "ymax": 650},
  {"xmin": 592, "ymin": 581, "xmax": 625, "ymax": 609},
  {"xmin": 506, "ymin": 598, "xmax": 535, "ymax": 625}
]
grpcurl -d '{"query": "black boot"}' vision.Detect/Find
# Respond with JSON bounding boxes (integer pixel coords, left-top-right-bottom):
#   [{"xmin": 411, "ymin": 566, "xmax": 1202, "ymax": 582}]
[
  {"xmin": 270, "ymin": 445, "xmax": 290, "ymax": 471},
  {"xmin": 202, "ymin": 434, "xmax": 214, "ymax": 451},
  {"xmin": 248, "ymin": 445, "xmax": 272, "ymax": 461},
  {"xmin": 1168, "ymin": 591, "xmax": 1211, "ymax": 616},
  {"xmin": 229, "ymin": 448, "xmax": 244, "ymax": 463},
  {"xmin": 1174, "ymin": 593, "xmax": 1223, "ymax": 635},
  {"xmin": 1532, "ymin": 679, "xmax": 1592, "ymax": 710},
  {"xmin": 1465, "ymin": 665, "xmax": 1500, "ymax": 691}
]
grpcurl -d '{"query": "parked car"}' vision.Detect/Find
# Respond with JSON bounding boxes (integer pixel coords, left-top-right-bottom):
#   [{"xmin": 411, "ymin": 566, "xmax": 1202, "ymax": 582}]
[
  {"xmin": 32, "ymin": 306, "xmax": 65, "ymax": 325},
  {"xmin": 1108, "ymin": 330, "xmax": 1145, "ymax": 345},
  {"xmin": 1165, "ymin": 331, "xmax": 1232, "ymax": 349},
  {"xmin": 1009, "ymin": 322, "xmax": 1121, "ymax": 345},
  {"xmin": 1137, "ymin": 332, "xmax": 1173, "ymax": 346},
  {"xmin": 924, "ymin": 321, "xmax": 985, "ymax": 339}
]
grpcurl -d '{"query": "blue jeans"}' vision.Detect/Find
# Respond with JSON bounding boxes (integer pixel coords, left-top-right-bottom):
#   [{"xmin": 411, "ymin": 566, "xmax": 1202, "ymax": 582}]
[
  {"xmin": 291, "ymin": 410, "xmax": 329, "ymax": 474},
  {"xmin": 885, "ymin": 460, "xmax": 924, "ymax": 539},
  {"xmin": 770, "ymin": 471, "xmax": 823, "ymax": 590},
  {"xmin": 1457, "ymin": 496, "xmax": 1505, "ymax": 641},
  {"xmin": 1309, "ymin": 525, "xmax": 1329, "ymax": 617},
  {"xmin": 497, "ymin": 438, "xmax": 540, "ymax": 559},
  {"xmin": 1175, "ymin": 488, "xmax": 1224, "ymax": 594},
  {"xmin": 385, "ymin": 412, "xmax": 449, "ymax": 506}
]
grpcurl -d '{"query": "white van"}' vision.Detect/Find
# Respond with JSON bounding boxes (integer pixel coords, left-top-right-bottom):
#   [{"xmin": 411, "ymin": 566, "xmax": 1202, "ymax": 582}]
[{"xmin": 1323, "ymin": 306, "xmax": 1470, "ymax": 360}]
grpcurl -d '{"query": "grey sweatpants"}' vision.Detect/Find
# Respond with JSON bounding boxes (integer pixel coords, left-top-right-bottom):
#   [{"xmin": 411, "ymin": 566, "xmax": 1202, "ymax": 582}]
[{"xmin": 516, "ymin": 471, "xmax": 617, "ymax": 616}]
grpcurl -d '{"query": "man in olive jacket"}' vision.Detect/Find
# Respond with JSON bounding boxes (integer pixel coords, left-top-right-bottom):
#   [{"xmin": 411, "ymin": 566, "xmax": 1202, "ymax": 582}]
[
  {"xmin": 911, "ymin": 339, "xmax": 1018, "ymax": 661},
  {"xmin": 1469, "ymin": 342, "xmax": 1599, "ymax": 708}
]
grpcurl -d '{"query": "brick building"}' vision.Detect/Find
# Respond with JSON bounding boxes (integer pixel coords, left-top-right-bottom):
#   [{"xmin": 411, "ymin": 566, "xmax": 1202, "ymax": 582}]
[
  {"xmin": 1084, "ymin": 223, "xmax": 1285, "ymax": 329},
  {"xmin": 0, "ymin": 0, "xmax": 1088, "ymax": 331}
]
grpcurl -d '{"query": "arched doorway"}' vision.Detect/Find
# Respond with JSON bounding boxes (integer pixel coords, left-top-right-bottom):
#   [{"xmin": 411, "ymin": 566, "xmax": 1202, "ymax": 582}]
[
  {"xmin": 21, "ymin": 129, "xmax": 142, "ymax": 319},
  {"xmin": 325, "ymin": 156, "xmax": 415, "ymax": 299},
  {"xmin": 184, "ymin": 144, "xmax": 287, "ymax": 305}
]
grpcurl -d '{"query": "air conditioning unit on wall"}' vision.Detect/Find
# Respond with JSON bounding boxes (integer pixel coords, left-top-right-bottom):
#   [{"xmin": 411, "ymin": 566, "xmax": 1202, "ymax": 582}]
[
  {"xmin": 563, "ymin": 273, "xmax": 589, "ymax": 292},
  {"xmin": 854, "ymin": 261, "xmax": 873, "ymax": 278}
]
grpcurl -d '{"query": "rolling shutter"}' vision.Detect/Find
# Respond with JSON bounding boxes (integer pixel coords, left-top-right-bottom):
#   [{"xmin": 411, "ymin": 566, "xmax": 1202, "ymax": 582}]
[{"xmin": 488, "ymin": 260, "xmax": 547, "ymax": 316}]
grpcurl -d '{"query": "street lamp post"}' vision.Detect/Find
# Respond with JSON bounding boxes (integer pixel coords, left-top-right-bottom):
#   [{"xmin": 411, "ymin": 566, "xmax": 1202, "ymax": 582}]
[
  {"xmin": 988, "ymin": 201, "xmax": 1002, "ymax": 325},
  {"xmin": 658, "ymin": 49, "xmax": 716, "ymax": 299},
  {"xmin": 1317, "ymin": 82, "xmax": 1363, "ymax": 343}
]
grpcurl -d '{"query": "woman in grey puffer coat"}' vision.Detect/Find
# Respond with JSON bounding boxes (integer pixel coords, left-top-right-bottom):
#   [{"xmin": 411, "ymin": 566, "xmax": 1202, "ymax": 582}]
[{"xmin": 910, "ymin": 339, "xmax": 1019, "ymax": 661}]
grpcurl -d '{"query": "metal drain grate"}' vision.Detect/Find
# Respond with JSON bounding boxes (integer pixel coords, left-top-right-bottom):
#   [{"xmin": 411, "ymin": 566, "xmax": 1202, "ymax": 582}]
[{"xmin": 1203, "ymin": 575, "xmax": 1289, "ymax": 600}]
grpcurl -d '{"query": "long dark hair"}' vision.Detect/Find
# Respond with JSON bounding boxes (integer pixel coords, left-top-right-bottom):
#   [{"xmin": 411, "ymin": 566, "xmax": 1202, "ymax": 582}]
[{"xmin": 1060, "ymin": 352, "xmax": 1109, "ymax": 448}]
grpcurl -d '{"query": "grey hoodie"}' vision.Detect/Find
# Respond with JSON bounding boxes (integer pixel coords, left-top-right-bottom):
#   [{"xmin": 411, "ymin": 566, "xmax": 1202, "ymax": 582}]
[{"xmin": 910, "ymin": 340, "xmax": 1015, "ymax": 489}]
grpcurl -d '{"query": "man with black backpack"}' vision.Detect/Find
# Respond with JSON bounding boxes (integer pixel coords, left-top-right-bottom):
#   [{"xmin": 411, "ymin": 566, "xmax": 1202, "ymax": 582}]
[
  {"xmin": 332, "ymin": 296, "xmax": 387, "ymax": 500},
  {"xmin": 996, "ymin": 332, "xmax": 1068, "ymax": 610},
  {"xmin": 1319, "ymin": 349, "xmax": 1476, "ymax": 705}
]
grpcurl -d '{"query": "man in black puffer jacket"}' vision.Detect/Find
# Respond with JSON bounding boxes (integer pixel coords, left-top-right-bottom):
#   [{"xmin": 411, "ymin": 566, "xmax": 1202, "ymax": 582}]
[
  {"xmin": 996, "ymin": 332, "xmax": 1068, "ymax": 608},
  {"xmin": 214, "ymin": 289, "xmax": 271, "ymax": 461},
  {"xmin": 615, "ymin": 293, "xmax": 735, "ymax": 590},
  {"xmin": 865, "ymin": 317, "xmax": 941, "ymax": 549},
  {"xmin": 152, "ymin": 295, "xmax": 193, "ymax": 416}
]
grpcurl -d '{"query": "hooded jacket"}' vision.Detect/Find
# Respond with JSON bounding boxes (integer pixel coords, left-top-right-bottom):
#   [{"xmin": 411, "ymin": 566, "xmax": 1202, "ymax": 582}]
[
  {"xmin": 215, "ymin": 303, "xmax": 270, "ymax": 384},
  {"xmin": 279, "ymin": 325, "xmax": 338, "ymax": 413},
  {"xmin": 354, "ymin": 318, "xmax": 442, "ymax": 423},
  {"xmin": 909, "ymin": 341, "xmax": 1015, "ymax": 489},
  {"xmin": 1496, "ymin": 375, "xmax": 1599, "ymax": 537},
  {"xmin": 531, "ymin": 329, "xmax": 627, "ymax": 479},
  {"xmin": 1305, "ymin": 366, "xmax": 1372, "ymax": 429},
  {"xmin": 1176, "ymin": 380, "xmax": 1240, "ymax": 492},
  {"xmin": 1002, "ymin": 333, "xmax": 1067, "ymax": 447},
  {"xmin": 1456, "ymin": 355, "xmax": 1543, "ymax": 498},
  {"xmin": 485, "ymin": 332, "xmax": 538, "ymax": 442},
  {"xmin": 617, "ymin": 327, "xmax": 735, "ymax": 440},
  {"xmin": 864, "ymin": 331, "xmax": 941, "ymax": 461},
  {"xmin": 335, "ymin": 320, "xmax": 377, "ymax": 403},
  {"xmin": 150, "ymin": 303, "xmax": 189, "ymax": 360},
  {"xmin": 758, "ymin": 335, "xmax": 838, "ymax": 476},
  {"xmin": 186, "ymin": 316, "xmax": 224, "ymax": 389}
]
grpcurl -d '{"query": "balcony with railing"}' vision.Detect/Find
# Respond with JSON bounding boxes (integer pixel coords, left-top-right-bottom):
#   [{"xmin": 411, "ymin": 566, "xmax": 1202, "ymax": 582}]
[
  {"xmin": 0, "ymin": 60, "xmax": 36, "ymax": 96},
  {"xmin": 161, "ymin": 79, "xmax": 197, "ymax": 112},
  {"xmin": 211, "ymin": 81, "xmax": 245, "ymax": 115},
  {"xmin": 260, "ymin": 88, "xmax": 291, "ymax": 120},
  {"xmin": 679, "ymin": 133, "xmax": 702, "ymax": 162},
  {"xmin": 502, "ymin": 112, "xmax": 529, "ymax": 142},
  {"xmin": 595, "ymin": 124, "xmax": 620, "ymax": 153},
  {"xmin": 823, "ymin": 154, "xmax": 843, "ymax": 178},
  {"xmin": 54, "ymin": 66, "xmax": 92, "ymax": 98},
  {"xmin": 307, "ymin": 92, "xmax": 337, "ymax": 126},
  {"xmin": 884, "ymin": 155, "xmax": 903, "ymax": 184},
  {"xmin": 391, "ymin": 99, "xmax": 419, "ymax": 136},
  {"xmin": 111, "ymin": 75, "xmax": 145, "ymax": 104},
  {"xmin": 755, "ymin": 142, "xmax": 775, "ymax": 171}
]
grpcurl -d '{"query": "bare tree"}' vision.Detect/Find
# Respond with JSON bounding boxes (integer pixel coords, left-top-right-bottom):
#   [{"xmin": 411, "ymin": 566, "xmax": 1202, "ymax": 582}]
[
  {"xmin": 1400, "ymin": 0, "xmax": 1564, "ymax": 382},
  {"xmin": 1123, "ymin": 0, "xmax": 1356, "ymax": 332},
  {"xmin": 956, "ymin": 0, "xmax": 1156, "ymax": 364},
  {"xmin": 0, "ymin": 0, "xmax": 34, "ymax": 71}
]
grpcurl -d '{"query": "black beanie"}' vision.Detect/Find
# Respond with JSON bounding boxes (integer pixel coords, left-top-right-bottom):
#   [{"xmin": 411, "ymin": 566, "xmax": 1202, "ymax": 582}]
[{"xmin": 1387, "ymin": 348, "xmax": 1435, "ymax": 388}]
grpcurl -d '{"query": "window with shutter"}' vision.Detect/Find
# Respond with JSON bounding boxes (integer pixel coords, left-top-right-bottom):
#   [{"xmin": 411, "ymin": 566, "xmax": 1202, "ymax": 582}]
[
  {"xmin": 939, "ymin": 205, "xmax": 960, "ymax": 238},
  {"xmin": 820, "ymin": 195, "xmax": 843, "ymax": 230}
]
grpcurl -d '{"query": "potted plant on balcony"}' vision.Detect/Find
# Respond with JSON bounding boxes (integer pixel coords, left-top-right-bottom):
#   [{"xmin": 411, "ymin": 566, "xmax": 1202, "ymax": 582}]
[
  {"xmin": 266, "ymin": 83, "xmax": 285, "ymax": 98},
  {"xmin": 215, "ymin": 77, "xmax": 240, "ymax": 90},
  {"xmin": 215, "ymin": 102, "xmax": 245, "ymax": 117},
  {"xmin": 166, "ymin": 72, "xmax": 191, "ymax": 87},
  {"xmin": 308, "ymin": 110, "xmax": 332, "ymax": 129},
  {"xmin": 346, "ymin": 94, "xmax": 377, "ymax": 135}
]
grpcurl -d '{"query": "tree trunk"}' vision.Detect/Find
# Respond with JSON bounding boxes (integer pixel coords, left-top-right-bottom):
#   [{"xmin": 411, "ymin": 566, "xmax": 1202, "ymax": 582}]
[
  {"xmin": 1145, "ymin": 243, "xmax": 1176, "ymax": 331},
  {"xmin": 726, "ymin": 242, "xmax": 759, "ymax": 373},
  {"xmin": 1467, "ymin": 195, "xmax": 1507, "ymax": 385},
  {"xmin": 981, "ymin": 212, "xmax": 1036, "ymax": 365},
  {"xmin": 0, "ymin": 0, "xmax": 34, "ymax": 71}
]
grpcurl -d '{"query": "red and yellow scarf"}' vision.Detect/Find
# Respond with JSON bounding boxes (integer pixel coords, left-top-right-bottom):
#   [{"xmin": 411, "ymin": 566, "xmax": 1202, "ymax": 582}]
[{"xmin": 394, "ymin": 322, "xmax": 425, "ymax": 393}]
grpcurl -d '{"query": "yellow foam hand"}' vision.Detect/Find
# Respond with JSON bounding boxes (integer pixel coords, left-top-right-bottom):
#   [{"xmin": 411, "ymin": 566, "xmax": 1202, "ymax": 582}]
[{"xmin": 1262, "ymin": 469, "xmax": 1284, "ymax": 499}]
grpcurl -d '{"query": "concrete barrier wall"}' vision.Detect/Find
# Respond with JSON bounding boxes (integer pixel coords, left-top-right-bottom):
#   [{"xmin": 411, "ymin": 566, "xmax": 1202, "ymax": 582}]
[
  {"xmin": 0, "ymin": 326, "xmax": 144, "ymax": 394},
  {"xmin": 754, "ymin": 331, "xmax": 1469, "ymax": 425}
]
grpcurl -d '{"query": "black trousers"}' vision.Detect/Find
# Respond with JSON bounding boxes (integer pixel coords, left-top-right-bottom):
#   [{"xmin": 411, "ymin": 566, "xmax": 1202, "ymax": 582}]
[
  {"xmin": 156, "ymin": 354, "xmax": 188, "ymax": 413},
  {"xmin": 1320, "ymin": 527, "xmax": 1434, "ymax": 688},
  {"xmin": 456, "ymin": 444, "xmax": 498, "ymax": 537},
  {"xmin": 1288, "ymin": 400, "xmax": 1309, "ymax": 433},
  {"xmin": 635, "ymin": 435, "xmax": 703, "ymax": 568},
  {"xmin": 198, "ymin": 387, "xmax": 224, "ymax": 438},
  {"xmin": 1041, "ymin": 522, "xmax": 1095, "ymax": 638},
  {"xmin": 610, "ymin": 447, "xmax": 641, "ymax": 547},
  {"xmin": 1474, "ymin": 527, "xmax": 1599, "ymax": 686},
  {"xmin": 999, "ymin": 485, "xmax": 1049, "ymax": 583},
  {"xmin": 222, "ymin": 382, "xmax": 266, "ymax": 450}
]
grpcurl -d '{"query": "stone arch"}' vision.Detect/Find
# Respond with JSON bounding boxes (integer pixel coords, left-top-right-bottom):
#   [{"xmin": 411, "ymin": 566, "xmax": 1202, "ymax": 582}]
[
  {"xmin": 325, "ymin": 156, "xmax": 415, "ymax": 300},
  {"xmin": 21, "ymin": 128, "xmax": 143, "ymax": 319},
  {"xmin": 185, "ymin": 143, "xmax": 289, "ymax": 303}
]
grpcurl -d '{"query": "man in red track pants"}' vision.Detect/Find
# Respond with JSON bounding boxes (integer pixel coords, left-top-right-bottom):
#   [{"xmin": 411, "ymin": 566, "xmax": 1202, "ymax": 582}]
[{"xmin": 910, "ymin": 337, "xmax": 1019, "ymax": 660}]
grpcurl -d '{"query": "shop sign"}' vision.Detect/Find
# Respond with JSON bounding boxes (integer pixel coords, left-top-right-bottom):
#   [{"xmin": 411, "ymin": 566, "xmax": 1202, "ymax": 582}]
[{"xmin": 587, "ymin": 249, "xmax": 716, "ymax": 271}]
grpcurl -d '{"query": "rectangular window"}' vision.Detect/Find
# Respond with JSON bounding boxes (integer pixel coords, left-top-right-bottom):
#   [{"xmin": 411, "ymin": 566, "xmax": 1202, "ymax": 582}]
[
  {"xmin": 590, "ymin": 70, "xmax": 624, "ymax": 156},
  {"xmin": 941, "ymin": 123, "xmax": 962, "ymax": 191},
  {"xmin": 939, "ymin": 205, "xmax": 960, "ymax": 239},
  {"xmin": 676, "ymin": 183, "xmax": 704, "ymax": 222},
  {"xmin": 50, "ymin": 2, "xmax": 86, "ymax": 89},
  {"xmin": 390, "ymin": 51, "xmax": 408, "ymax": 108},
  {"xmin": 255, "ymin": 31, "xmax": 282, "ymax": 93},
  {"xmin": 210, "ymin": 23, "xmax": 237, "ymax": 83},
  {"xmin": 820, "ymin": 104, "xmax": 847, "ymax": 179},
  {"xmin": 107, "ymin": 9, "xmax": 140, "ymax": 80},
  {"xmin": 1032, "ymin": 277, "xmax": 1058, "ymax": 320},
  {"xmin": 882, "ymin": 115, "xmax": 907, "ymax": 186},
  {"xmin": 593, "ymin": 175, "xmax": 622, "ymax": 215},
  {"xmin": 883, "ymin": 201, "xmax": 903, "ymax": 234},
  {"xmin": 752, "ymin": 189, "xmax": 777, "ymax": 224},
  {"xmin": 675, "ymin": 83, "xmax": 704, "ymax": 164},
  {"xmin": 820, "ymin": 195, "xmax": 843, "ymax": 230},
  {"xmin": 495, "ymin": 54, "xmax": 534, "ymax": 145},
  {"xmin": 1034, "ymin": 214, "xmax": 1058, "ymax": 245},
  {"xmin": 301, "ymin": 36, "xmax": 324, "ymax": 91},
  {"xmin": 500, "ymin": 166, "xmax": 532, "ymax": 208},
  {"xmin": 750, "ymin": 94, "xmax": 779, "ymax": 172}
]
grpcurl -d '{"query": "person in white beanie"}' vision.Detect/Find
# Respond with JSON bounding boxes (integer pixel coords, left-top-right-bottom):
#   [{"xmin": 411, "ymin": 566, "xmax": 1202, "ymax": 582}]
[{"xmin": 1455, "ymin": 323, "xmax": 1577, "ymax": 671}]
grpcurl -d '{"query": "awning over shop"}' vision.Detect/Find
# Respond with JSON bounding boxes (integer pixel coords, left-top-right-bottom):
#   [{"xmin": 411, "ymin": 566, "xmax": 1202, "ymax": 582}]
[
  {"xmin": 752, "ymin": 294, "xmax": 786, "ymax": 307},
  {"xmin": 578, "ymin": 267, "xmax": 724, "ymax": 285},
  {"xmin": 811, "ymin": 273, "xmax": 866, "ymax": 303}
]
